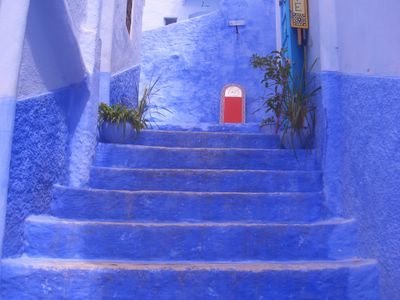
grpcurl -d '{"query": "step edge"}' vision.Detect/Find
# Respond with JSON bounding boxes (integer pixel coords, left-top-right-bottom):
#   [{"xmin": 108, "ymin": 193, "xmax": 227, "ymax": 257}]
[
  {"xmin": 2, "ymin": 257, "xmax": 377, "ymax": 272},
  {"xmin": 53, "ymin": 185, "xmax": 325, "ymax": 197},
  {"xmin": 26, "ymin": 215, "xmax": 354, "ymax": 227},
  {"xmin": 90, "ymin": 166, "xmax": 323, "ymax": 174},
  {"xmin": 132, "ymin": 129, "xmax": 280, "ymax": 137},
  {"xmin": 96, "ymin": 143, "xmax": 316, "ymax": 153}
]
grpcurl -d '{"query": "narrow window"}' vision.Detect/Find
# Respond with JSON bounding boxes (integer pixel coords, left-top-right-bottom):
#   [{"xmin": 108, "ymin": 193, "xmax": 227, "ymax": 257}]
[
  {"xmin": 164, "ymin": 17, "xmax": 178, "ymax": 26},
  {"xmin": 126, "ymin": 0, "xmax": 133, "ymax": 34}
]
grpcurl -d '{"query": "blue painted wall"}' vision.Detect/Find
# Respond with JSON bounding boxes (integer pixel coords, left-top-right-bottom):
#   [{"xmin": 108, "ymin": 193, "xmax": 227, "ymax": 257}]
[
  {"xmin": 313, "ymin": 71, "xmax": 400, "ymax": 299},
  {"xmin": 3, "ymin": 62, "xmax": 142, "ymax": 257},
  {"xmin": 2, "ymin": 0, "xmax": 144, "ymax": 257},
  {"xmin": 337, "ymin": 73, "xmax": 400, "ymax": 300},
  {"xmin": 3, "ymin": 81, "xmax": 90, "ymax": 257},
  {"xmin": 141, "ymin": 0, "xmax": 276, "ymax": 124},
  {"xmin": 110, "ymin": 65, "xmax": 141, "ymax": 107},
  {"xmin": 307, "ymin": 1, "xmax": 400, "ymax": 297}
]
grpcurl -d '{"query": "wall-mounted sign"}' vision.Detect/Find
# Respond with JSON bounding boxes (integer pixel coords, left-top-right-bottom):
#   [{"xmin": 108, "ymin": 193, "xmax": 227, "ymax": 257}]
[
  {"xmin": 228, "ymin": 20, "xmax": 246, "ymax": 27},
  {"xmin": 290, "ymin": 0, "xmax": 309, "ymax": 29}
]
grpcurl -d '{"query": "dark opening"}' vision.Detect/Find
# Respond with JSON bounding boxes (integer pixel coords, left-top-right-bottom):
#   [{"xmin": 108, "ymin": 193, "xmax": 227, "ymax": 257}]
[
  {"xmin": 164, "ymin": 17, "xmax": 178, "ymax": 26},
  {"xmin": 126, "ymin": 0, "xmax": 133, "ymax": 34}
]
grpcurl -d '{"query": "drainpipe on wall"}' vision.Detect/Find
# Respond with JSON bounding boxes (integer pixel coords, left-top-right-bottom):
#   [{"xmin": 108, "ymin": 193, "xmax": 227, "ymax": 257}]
[{"xmin": 0, "ymin": 0, "xmax": 31, "ymax": 259}]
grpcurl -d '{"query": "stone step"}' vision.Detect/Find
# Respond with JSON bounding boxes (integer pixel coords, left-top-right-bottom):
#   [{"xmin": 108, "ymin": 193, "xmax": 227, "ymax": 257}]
[
  {"xmin": 94, "ymin": 143, "xmax": 318, "ymax": 170},
  {"xmin": 1, "ymin": 258, "xmax": 379, "ymax": 299},
  {"xmin": 89, "ymin": 168, "xmax": 323, "ymax": 193},
  {"xmin": 151, "ymin": 122, "xmax": 276, "ymax": 133},
  {"xmin": 100, "ymin": 129, "xmax": 281, "ymax": 149},
  {"xmin": 52, "ymin": 185, "xmax": 332, "ymax": 223},
  {"xmin": 25, "ymin": 216, "xmax": 356, "ymax": 261}
]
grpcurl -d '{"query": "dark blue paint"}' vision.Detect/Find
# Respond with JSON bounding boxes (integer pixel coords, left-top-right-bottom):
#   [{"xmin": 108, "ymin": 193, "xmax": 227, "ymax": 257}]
[
  {"xmin": 1, "ymin": 258, "xmax": 379, "ymax": 300},
  {"xmin": 94, "ymin": 143, "xmax": 319, "ymax": 170},
  {"xmin": 110, "ymin": 65, "xmax": 141, "ymax": 107},
  {"xmin": 51, "ymin": 186, "xmax": 331, "ymax": 223},
  {"xmin": 99, "ymin": 125, "xmax": 281, "ymax": 148},
  {"xmin": 3, "ymin": 80, "xmax": 89, "ymax": 257},
  {"xmin": 151, "ymin": 122, "xmax": 269, "ymax": 133},
  {"xmin": 316, "ymin": 71, "xmax": 400, "ymax": 299},
  {"xmin": 89, "ymin": 167, "xmax": 323, "ymax": 193},
  {"xmin": 2, "ymin": 123, "xmax": 379, "ymax": 298},
  {"xmin": 25, "ymin": 215, "xmax": 356, "ymax": 261}
]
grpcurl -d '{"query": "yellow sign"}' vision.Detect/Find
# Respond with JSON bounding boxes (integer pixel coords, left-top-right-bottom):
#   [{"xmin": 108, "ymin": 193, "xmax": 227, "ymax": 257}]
[{"xmin": 290, "ymin": 0, "xmax": 309, "ymax": 29}]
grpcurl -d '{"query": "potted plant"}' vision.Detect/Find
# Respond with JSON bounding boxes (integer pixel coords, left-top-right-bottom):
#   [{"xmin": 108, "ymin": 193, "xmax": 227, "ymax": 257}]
[
  {"xmin": 98, "ymin": 80, "xmax": 158, "ymax": 143},
  {"xmin": 251, "ymin": 49, "xmax": 320, "ymax": 149}
]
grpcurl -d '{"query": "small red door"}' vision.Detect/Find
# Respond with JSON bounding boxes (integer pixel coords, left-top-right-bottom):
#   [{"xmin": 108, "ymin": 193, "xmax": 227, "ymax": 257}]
[{"xmin": 221, "ymin": 85, "xmax": 245, "ymax": 124}]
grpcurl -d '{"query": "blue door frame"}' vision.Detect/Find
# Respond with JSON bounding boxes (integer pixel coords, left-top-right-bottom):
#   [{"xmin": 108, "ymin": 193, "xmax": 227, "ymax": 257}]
[{"xmin": 280, "ymin": 0, "xmax": 305, "ymax": 78}]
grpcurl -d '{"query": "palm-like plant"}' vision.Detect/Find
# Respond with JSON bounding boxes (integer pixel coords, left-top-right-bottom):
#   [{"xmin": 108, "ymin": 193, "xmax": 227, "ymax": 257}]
[
  {"xmin": 251, "ymin": 49, "xmax": 321, "ymax": 149},
  {"xmin": 281, "ymin": 58, "xmax": 320, "ymax": 149}
]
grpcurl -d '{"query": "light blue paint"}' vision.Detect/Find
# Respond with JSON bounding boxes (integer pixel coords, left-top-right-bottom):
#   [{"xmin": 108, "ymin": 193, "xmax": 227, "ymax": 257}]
[
  {"xmin": 0, "ymin": 97, "xmax": 17, "ymax": 261},
  {"xmin": 111, "ymin": 0, "xmax": 144, "ymax": 74},
  {"xmin": 0, "ymin": 0, "xmax": 31, "ymax": 262},
  {"xmin": 17, "ymin": 0, "xmax": 86, "ymax": 98},
  {"xmin": 334, "ymin": 0, "xmax": 400, "ymax": 76},
  {"xmin": 98, "ymin": 72, "xmax": 111, "ymax": 104},
  {"xmin": 67, "ymin": 74, "xmax": 99, "ymax": 188},
  {"xmin": 140, "ymin": 0, "xmax": 276, "ymax": 124}
]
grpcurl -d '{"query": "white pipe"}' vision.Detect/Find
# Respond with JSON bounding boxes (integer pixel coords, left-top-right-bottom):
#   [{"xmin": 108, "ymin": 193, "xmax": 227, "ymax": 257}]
[{"xmin": 0, "ymin": 0, "xmax": 31, "ymax": 259}]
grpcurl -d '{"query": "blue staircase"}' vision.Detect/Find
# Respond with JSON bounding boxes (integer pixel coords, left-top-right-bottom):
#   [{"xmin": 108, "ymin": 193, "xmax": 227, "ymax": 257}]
[{"xmin": 1, "ymin": 129, "xmax": 379, "ymax": 299}]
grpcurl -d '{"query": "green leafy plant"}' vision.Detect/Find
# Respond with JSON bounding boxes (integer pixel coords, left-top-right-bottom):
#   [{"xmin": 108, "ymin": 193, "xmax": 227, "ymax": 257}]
[
  {"xmin": 251, "ymin": 49, "xmax": 291, "ymax": 133},
  {"xmin": 98, "ymin": 78, "xmax": 160, "ymax": 134},
  {"xmin": 251, "ymin": 49, "xmax": 321, "ymax": 149}
]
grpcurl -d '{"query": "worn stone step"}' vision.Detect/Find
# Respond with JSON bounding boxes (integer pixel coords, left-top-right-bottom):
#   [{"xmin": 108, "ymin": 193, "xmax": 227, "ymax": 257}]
[
  {"xmin": 25, "ymin": 216, "xmax": 356, "ymax": 261},
  {"xmin": 99, "ymin": 129, "xmax": 281, "ymax": 149},
  {"xmin": 94, "ymin": 143, "xmax": 318, "ymax": 170},
  {"xmin": 52, "ymin": 185, "xmax": 331, "ymax": 223},
  {"xmin": 89, "ymin": 168, "xmax": 323, "ymax": 193},
  {"xmin": 1, "ymin": 258, "xmax": 379, "ymax": 299},
  {"xmin": 150, "ymin": 122, "xmax": 273, "ymax": 133}
]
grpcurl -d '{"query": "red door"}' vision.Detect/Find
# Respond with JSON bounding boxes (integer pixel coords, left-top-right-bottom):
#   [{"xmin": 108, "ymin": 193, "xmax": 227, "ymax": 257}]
[{"xmin": 221, "ymin": 85, "xmax": 245, "ymax": 123}]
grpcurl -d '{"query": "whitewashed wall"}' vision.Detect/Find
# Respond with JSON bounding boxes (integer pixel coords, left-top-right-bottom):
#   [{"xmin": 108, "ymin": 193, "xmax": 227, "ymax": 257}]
[{"xmin": 143, "ymin": 0, "xmax": 219, "ymax": 31}]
